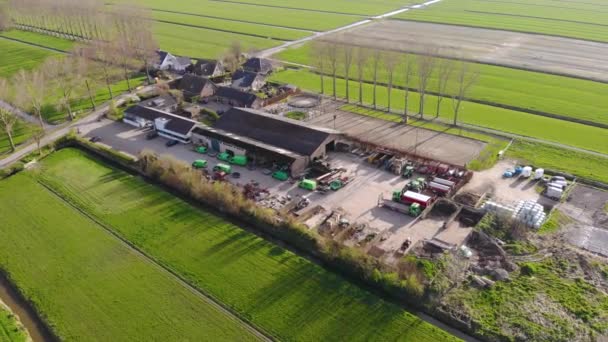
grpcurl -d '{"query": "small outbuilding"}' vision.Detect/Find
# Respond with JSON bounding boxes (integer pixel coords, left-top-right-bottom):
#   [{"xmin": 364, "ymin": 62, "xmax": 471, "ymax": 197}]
[
  {"xmin": 242, "ymin": 57, "xmax": 273, "ymax": 75},
  {"xmin": 190, "ymin": 59, "xmax": 225, "ymax": 77},
  {"xmin": 154, "ymin": 51, "xmax": 192, "ymax": 72},
  {"xmin": 123, "ymin": 106, "xmax": 198, "ymax": 143},
  {"xmin": 231, "ymin": 70, "xmax": 266, "ymax": 91},
  {"xmin": 214, "ymin": 87, "xmax": 262, "ymax": 109},
  {"xmin": 178, "ymin": 74, "xmax": 217, "ymax": 100}
]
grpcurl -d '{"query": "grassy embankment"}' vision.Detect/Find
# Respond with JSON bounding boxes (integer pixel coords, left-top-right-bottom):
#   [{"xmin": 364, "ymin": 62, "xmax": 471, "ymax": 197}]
[
  {"xmin": 394, "ymin": 0, "xmax": 608, "ymax": 43},
  {"xmin": 34, "ymin": 148, "xmax": 460, "ymax": 342},
  {"xmin": 0, "ymin": 170, "xmax": 260, "ymax": 341},
  {"xmin": 276, "ymin": 44, "xmax": 608, "ymax": 126},
  {"xmin": 270, "ymin": 69, "xmax": 608, "ymax": 155},
  {"xmin": 0, "ymin": 305, "xmax": 28, "ymax": 342}
]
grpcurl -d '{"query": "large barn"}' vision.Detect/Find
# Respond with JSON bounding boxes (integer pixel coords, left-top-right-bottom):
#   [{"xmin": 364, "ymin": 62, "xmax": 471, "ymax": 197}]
[{"xmin": 191, "ymin": 108, "xmax": 341, "ymax": 175}]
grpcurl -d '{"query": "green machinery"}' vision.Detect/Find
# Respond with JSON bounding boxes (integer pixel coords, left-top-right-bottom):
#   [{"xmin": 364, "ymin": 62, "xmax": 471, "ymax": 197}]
[
  {"xmin": 195, "ymin": 146, "xmax": 208, "ymax": 154},
  {"xmin": 192, "ymin": 159, "xmax": 207, "ymax": 169},
  {"xmin": 272, "ymin": 170, "xmax": 289, "ymax": 181},
  {"xmin": 213, "ymin": 163, "xmax": 232, "ymax": 174},
  {"xmin": 330, "ymin": 179, "xmax": 343, "ymax": 191},
  {"xmin": 402, "ymin": 165, "xmax": 414, "ymax": 178},
  {"xmin": 230, "ymin": 155, "xmax": 248, "ymax": 166},
  {"xmin": 217, "ymin": 152, "xmax": 231, "ymax": 162},
  {"xmin": 407, "ymin": 177, "xmax": 427, "ymax": 192},
  {"xmin": 409, "ymin": 203, "xmax": 421, "ymax": 216},
  {"xmin": 299, "ymin": 179, "xmax": 317, "ymax": 191}
]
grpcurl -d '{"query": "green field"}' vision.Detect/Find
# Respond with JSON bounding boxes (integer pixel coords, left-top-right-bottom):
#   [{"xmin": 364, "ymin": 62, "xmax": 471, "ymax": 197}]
[
  {"xmin": 34, "ymin": 148, "xmax": 458, "ymax": 341},
  {"xmin": 0, "ymin": 305, "xmax": 28, "ymax": 342},
  {"xmin": 0, "ymin": 30, "xmax": 75, "ymax": 51},
  {"xmin": 200, "ymin": 0, "xmax": 417, "ymax": 15},
  {"xmin": 0, "ymin": 170, "xmax": 259, "ymax": 341},
  {"xmin": 394, "ymin": 0, "xmax": 608, "ymax": 42},
  {"xmin": 271, "ymin": 69, "xmax": 608, "ymax": 154},
  {"xmin": 276, "ymin": 44, "xmax": 608, "ymax": 126},
  {"xmin": 0, "ymin": 38, "xmax": 58, "ymax": 78},
  {"xmin": 0, "ymin": 120, "xmax": 35, "ymax": 156}
]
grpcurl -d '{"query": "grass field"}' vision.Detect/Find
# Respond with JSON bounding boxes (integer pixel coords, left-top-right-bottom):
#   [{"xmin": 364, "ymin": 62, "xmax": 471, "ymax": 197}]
[
  {"xmin": 394, "ymin": 0, "xmax": 608, "ymax": 42},
  {"xmin": 0, "ymin": 305, "xmax": 28, "ymax": 342},
  {"xmin": 0, "ymin": 30, "xmax": 75, "ymax": 51},
  {"xmin": 0, "ymin": 120, "xmax": 35, "ymax": 156},
  {"xmin": 35, "ymin": 148, "xmax": 459, "ymax": 341},
  {"xmin": 0, "ymin": 38, "xmax": 58, "ymax": 78},
  {"xmin": 271, "ymin": 69, "xmax": 608, "ymax": 154},
  {"xmin": 276, "ymin": 44, "xmax": 608, "ymax": 126},
  {"xmin": 199, "ymin": 0, "xmax": 418, "ymax": 15},
  {"xmin": 0, "ymin": 170, "xmax": 259, "ymax": 341}
]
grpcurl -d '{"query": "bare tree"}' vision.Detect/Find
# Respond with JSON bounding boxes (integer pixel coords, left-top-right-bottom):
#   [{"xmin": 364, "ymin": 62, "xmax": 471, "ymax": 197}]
[
  {"xmin": 355, "ymin": 46, "xmax": 369, "ymax": 104},
  {"xmin": 130, "ymin": 8, "xmax": 159, "ymax": 85},
  {"xmin": 310, "ymin": 41, "xmax": 327, "ymax": 95},
  {"xmin": 384, "ymin": 51, "xmax": 399, "ymax": 113},
  {"xmin": 31, "ymin": 126, "xmax": 45, "ymax": 155},
  {"xmin": 45, "ymin": 55, "xmax": 81, "ymax": 120},
  {"xmin": 370, "ymin": 49, "xmax": 381, "ymax": 109},
  {"xmin": 87, "ymin": 40, "xmax": 117, "ymax": 100},
  {"xmin": 435, "ymin": 56, "xmax": 454, "ymax": 118},
  {"xmin": 326, "ymin": 42, "xmax": 339, "ymax": 99},
  {"xmin": 341, "ymin": 43, "xmax": 354, "ymax": 103},
  {"xmin": 416, "ymin": 49, "xmax": 437, "ymax": 117},
  {"xmin": 0, "ymin": 4, "xmax": 10, "ymax": 31},
  {"xmin": 223, "ymin": 41, "xmax": 243, "ymax": 73},
  {"xmin": 0, "ymin": 79, "xmax": 17, "ymax": 151},
  {"xmin": 13, "ymin": 69, "xmax": 46, "ymax": 128},
  {"xmin": 402, "ymin": 53, "xmax": 415, "ymax": 121},
  {"xmin": 451, "ymin": 58, "xmax": 479, "ymax": 125}
]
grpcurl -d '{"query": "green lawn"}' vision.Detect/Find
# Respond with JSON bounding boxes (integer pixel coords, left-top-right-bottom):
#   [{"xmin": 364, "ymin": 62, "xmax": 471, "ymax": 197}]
[
  {"xmin": 394, "ymin": 0, "xmax": 608, "ymax": 42},
  {"xmin": 0, "ymin": 30, "xmax": 75, "ymax": 51},
  {"xmin": 152, "ymin": 11, "xmax": 310, "ymax": 41},
  {"xmin": 0, "ymin": 305, "xmax": 28, "ymax": 342},
  {"xmin": 36, "ymin": 148, "xmax": 459, "ymax": 342},
  {"xmin": 153, "ymin": 21, "xmax": 280, "ymax": 59},
  {"xmin": 204, "ymin": 0, "xmax": 417, "ymax": 15},
  {"xmin": 271, "ymin": 69, "xmax": 608, "ymax": 154},
  {"xmin": 0, "ymin": 38, "xmax": 57, "ymax": 78},
  {"xmin": 0, "ymin": 171, "xmax": 259, "ymax": 341},
  {"xmin": 276, "ymin": 44, "xmax": 608, "ymax": 126}
]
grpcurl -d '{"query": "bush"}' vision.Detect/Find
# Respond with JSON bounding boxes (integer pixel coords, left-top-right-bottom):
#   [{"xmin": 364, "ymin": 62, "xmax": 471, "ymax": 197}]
[
  {"xmin": 203, "ymin": 108, "xmax": 220, "ymax": 122},
  {"xmin": 520, "ymin": 263, "xmax": 538, "ymax": 276},
  {"xmin": 286, "ymin": 111, "xmax": 306, "ymax": 120}
]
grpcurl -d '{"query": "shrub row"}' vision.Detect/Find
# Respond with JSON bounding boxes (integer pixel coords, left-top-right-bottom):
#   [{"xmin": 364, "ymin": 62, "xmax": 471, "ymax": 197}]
[{"xmin": 138, "ymin": 150, "xmax": 426, "ymax": 302}]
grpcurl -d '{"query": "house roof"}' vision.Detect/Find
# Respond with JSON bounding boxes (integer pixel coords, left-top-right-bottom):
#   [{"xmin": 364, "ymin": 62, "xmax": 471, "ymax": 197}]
[
  {"xmin": 156, "ymin": 50, "xmax": 169, "ymax": 65},
  {"xmin": 176, "ymin": 56, "xmax": 192, "ymax": 68},
  {"xmin": 213, "ymin": 107, "xmax": 339, "ymax": 156},
  {"xmin": 231, "ymin": 70, "xmax": 263, "ymax": 89},
  {"xmin": 215, "ymin": 87, "xmax": 259, "ymax": 107},
  {"xmin": 138, "ymin": 95, "xmax": 177, "ymax": 111},
  {"xmin": 178, "ymin": 74, "xmax": 215, "ymax": 95},
  {"xmin": 124, "ymin": 105, "xmax": 197, "ymax": 135},
  {"xmin": 192, "ymin": 59, "xmax": 221, "ymax": 76},
  {"xmin": 242, "ymin": 57, "xmax": 273, "ymax": 74}
]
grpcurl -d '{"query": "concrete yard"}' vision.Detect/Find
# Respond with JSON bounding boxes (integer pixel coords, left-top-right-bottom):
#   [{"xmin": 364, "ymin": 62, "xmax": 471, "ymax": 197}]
[
  {"xmin": 326, "ymin": 20, "xmax": 608, "ymax": 82},
  {"xmin": 561, "ymin": 185, "xmax": 608, "ymax": 257},
  {"xmin": 308, "ymin": 109, "xmax": 486, "ymax": 166}
]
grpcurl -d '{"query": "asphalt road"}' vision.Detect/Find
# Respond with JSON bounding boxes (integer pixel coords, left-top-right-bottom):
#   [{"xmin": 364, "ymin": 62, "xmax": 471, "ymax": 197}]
[{"xmin": 323, "ymin": 20, "xmax": 608, "ymax": 82}]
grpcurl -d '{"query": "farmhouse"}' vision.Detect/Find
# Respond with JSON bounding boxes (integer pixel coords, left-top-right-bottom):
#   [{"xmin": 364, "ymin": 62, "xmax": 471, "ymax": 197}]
[
  {"xmin": 138, "ymin": 94, "xmax": 178, "ymax": 113},
  {"xmin": 214, "ymin": 86, "xmax": 262, "ymax": 108},
  {"xmin": 190, "ymin": 59, "xmax": 225, "ymax": 77},
  {"xmin": 242, "ymin": 57, "xmax": 273, "ymax": 75},
  {"xmin": 191, "ymin": 107, "xmax": 341, "ymax": 174},
  {"xmin": 231, "ymin": 70, "xmax": 266, "ymax": 91},
  {"xmin": 123, "ymin": 106, "xmax": 197, "ymax": 143},
  {"xmin": 178, "ymin": 74, "xmax": 217, "ymax": 100},
  {"xmin": 154, "ymin": 51, "xmax": 192, "ymax": 72}
]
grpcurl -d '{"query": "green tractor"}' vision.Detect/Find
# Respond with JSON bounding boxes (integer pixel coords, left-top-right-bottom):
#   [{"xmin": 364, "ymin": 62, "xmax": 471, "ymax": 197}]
[
  {"xmin": 402, "ymin": 165, "xmax": 414, "ymax": 178},
  {"xmin": 192, "ymin": 159, "xmax": 208, "ymax": 169},
  {"xmin": 409, "ymin": 203, "xmax": 422, "ymax": 217}
]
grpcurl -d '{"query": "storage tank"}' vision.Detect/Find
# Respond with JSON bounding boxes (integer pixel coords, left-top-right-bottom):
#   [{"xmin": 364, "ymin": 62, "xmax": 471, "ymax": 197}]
[
  {"xmin": 522, "ymin": 166, "xmax": 533, "ymax": 178},
  {"xmin": 533, "ymin": 168, "xmax": 544, "ymax": 180}
]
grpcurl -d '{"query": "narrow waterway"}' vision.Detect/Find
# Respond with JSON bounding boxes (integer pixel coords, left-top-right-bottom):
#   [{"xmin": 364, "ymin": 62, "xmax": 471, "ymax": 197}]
[{"xmin": 0, "ymin": 274, "xmax": 55, "ymax": 342}]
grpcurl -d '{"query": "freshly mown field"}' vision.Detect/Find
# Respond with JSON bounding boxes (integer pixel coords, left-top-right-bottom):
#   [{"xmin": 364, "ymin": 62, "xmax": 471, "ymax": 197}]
[
  {"xmin": 394, "ymin": 0, "xmax": 608, "ymax": 42},
  {"xmin": 0, "ymin": 38, "xmax": 57, "ymax": 78},
  {"xmin": 0, "ymin": 171, "xmax": 259, "ymax": 341},
  {"xmin": 0, "ymin": 305, "xmax": 28, "ymax": 342},
  {"xmin": 276, "ymin": 44, "xmax": 608, "ymax": 126},
  {"xmin": 36, "ymin": 148, "xmax": 459, "ymax": 342},
  {"xmin": 271, "ymin": 69, "xmax": 608, "ymax": 154},
  {"xmin": 0, "ymin": 30, "xmax": 75, "ymax": 51},
  {"xmin": 202, "ymin": 0, "xmax": 418, "ymax": 15}
]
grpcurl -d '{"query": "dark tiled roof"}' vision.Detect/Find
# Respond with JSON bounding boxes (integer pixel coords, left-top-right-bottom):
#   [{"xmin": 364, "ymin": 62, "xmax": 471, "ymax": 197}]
[
  {"xmin": 176, "ymin": 56, "xmax": 192, "ymax": 68},
  {"xmin": 156, "ymin": 50, "xmax": 168, "ymax": 64},
  {"xmin": 231, "ymin": 70, "xmax": 259, "ymax": 88},
  {"xmin": 242, "ymin": 57, "xmax": 272, "ymax": 74},
  {"xmin": 124, "ymin": 106, "xmax": 197, "ymax": 135},
  {"xmin": 178, "ymin": 74, "xmax": 213, "ymax": 95},
  {"xmin": 192, "ymin": 59, "xmax": 220, "ymax": 76},
  {"xmin": 138, "ymin": 95, "xmax": 177, "ymax": 110},
  {"xmin": 213, "ymin": 108, "xmax": 339, "ymax": 156},
  {"xmin": 215, "ymin": 87, "xmax": 258, "ymax": 107}
]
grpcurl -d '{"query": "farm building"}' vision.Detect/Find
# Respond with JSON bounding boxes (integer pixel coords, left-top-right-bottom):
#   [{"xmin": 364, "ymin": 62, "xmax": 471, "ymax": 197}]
[
  {"xmin": 242, "ymin": 57, "xmax": 273, "ymax": 75},
  {"xmin": 191, "ymin": 107, "xmax": 341, "ymax": 174},
  {"xmin": 138, "ymin": 94, "xmax": 178, "ymax": 113},
  {"xmin": 213, "ymin": 86, "xmax": 262, "ymax": 108},
  {"xmin": 189, "ymin": 59, "xmax": 225, "ymax": 77},
  {"xmin": 154, "ymin": 51, "xmax": 191, "ymax": 72},
  {"xmin": 231, "ymin": 70, "xmax": 266, "ymax": 91},
  {"xmin": 178, "ymin": 74, "xmax": 217, "ymax": 100},
  {"xmin": 123, "ymin": 106, "xmax": 198, "ymax": 143}
]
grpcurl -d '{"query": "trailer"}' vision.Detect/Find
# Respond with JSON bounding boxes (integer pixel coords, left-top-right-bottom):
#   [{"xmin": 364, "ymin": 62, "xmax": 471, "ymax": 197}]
[
  {"xmin": 429, "ymin": 181, "xmax": 451, "ymax": 194},
  {"xmin": 432, "ymin": 177, "xmax": 455, "ymax": 188},
  {"xmin": 379, "ymin": 196, "xmax": 422, "ymax": 216},
  {"xmin": 394, "ymin": 190, "xmax": 432, "ymax": 208}
]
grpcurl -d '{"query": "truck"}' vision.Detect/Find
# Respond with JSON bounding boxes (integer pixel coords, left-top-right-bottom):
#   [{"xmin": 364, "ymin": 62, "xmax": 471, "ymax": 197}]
[
  {"xmin": 392, "ymin": 190, "xmax": 432, "ymax": 208},
  {"xmin": 379, "ymin": 194, "xmax": 422, "ymax": 217}
]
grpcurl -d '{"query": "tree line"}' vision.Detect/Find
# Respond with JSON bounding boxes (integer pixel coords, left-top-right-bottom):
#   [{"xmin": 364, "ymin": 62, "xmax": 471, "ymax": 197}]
[
  {"xmin": 0, "ymin": 1, "xmax": 159, "ymax": 154},
  {"xmin": 310, "ymin": 40, "xmax": 479, "ymax": 125}
]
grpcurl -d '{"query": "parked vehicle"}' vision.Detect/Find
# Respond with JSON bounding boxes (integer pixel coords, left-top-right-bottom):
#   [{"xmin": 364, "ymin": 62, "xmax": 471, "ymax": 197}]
[
  {"xmin": 217, "ymin": 152, "xmax": 231, "ymax": 162},
  {"xmin": 89, "ymin": 136, "xmax": 102, "ymax": 143},
  {"xmin": 195, "ymin": 146, "xmax": 207, "ymax": 154},
  {"xmin": 192, "ymin": 159, "xmax": 207, "ymax": 169},
  {"xmin": 146, "ymin": 131, "xmax": 158, "ymax": 140},
  {"xmin": 213, "ymin": 163, "xmax": 232, "ymax": 174},
  {"xmin": 165, "ymin": 139, "xmax": 179, "ymax": 147},
  {"xmin": 299, "ymin": 179, "xmax": 317, "ymax": 191}
]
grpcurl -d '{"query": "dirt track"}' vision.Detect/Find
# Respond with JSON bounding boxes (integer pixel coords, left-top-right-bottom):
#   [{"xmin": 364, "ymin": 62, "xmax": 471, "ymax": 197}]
[
  {"xmin": 308, "ymin": 109, "xmax": 486, "ymax": 165},
  {"xmin": 325, "ymin": 20, "xmax": 608, "ymax": 82}
]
